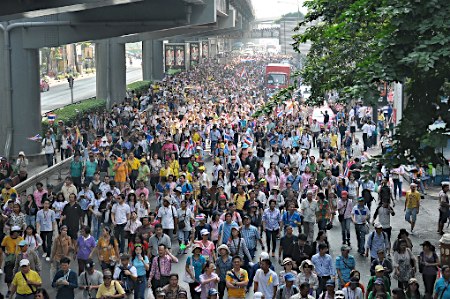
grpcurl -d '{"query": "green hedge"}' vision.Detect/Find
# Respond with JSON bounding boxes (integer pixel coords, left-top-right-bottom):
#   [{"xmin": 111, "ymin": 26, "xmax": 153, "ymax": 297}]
[
  {"xmin": 127, "ymin": 80, "xmax": 151, "ymax": 94},
  {"xmin": 42, "ymin": 80, "xmax": 151, "ymax": 134}
]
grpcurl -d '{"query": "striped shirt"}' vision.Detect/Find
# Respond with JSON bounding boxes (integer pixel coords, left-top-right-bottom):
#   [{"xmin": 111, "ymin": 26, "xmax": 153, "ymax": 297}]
[
  {"xmin": 262, "ymin": 208, "xmax": 281, "ymax": 231},
  {"xmin": 215, "ymin": 256, "xmax": 232, "ymax": 281},
  {"xmin": 241, "ymin": 225, "xmax": 260, "ymax": 250}
]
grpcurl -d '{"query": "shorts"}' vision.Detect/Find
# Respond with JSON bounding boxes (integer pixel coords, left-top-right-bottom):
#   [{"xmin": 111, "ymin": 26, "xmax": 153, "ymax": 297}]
[
  {"xmin": 439, "ymin": 210, "xmax": 448, "ymax": 224},
  {"xmin": 350, "ymin": 126, "xmax": 356, "ymax": 133},
  {"xmin": 405, "ymin": 208, "xmax": 417, "ymax": 223}
]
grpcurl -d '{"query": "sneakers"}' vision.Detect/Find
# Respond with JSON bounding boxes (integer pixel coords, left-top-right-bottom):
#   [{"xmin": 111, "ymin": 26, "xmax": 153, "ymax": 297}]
[
  {"xmin": 42, "ymin": 253, "xmax": 47, "ymax": 258},
  {"xmin": 46, "ymin": 257, "xmax": 51, "ymax": 262}
]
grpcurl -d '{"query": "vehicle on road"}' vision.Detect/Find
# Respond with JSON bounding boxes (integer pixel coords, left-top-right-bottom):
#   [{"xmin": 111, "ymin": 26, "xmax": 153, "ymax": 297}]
[{"xmin": 265, "ymin": 63, "xmax": 291, "ymax": 98}]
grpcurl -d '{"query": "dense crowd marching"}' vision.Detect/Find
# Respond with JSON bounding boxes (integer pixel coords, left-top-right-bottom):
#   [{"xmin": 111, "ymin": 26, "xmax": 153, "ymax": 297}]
[{"xmin": 0, "ymin": 55, "xmax": 449, "ymax": 299}]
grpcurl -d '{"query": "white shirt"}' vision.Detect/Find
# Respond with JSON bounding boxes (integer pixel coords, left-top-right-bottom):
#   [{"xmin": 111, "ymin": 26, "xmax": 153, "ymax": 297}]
[
  {"xmin": 111, "ymin": 202, "xmax": 131, "ymax": 225},
  {"xmin": 157, "ymin": 205, "xmax": 178, "ymax": 229},
  {"xmin": 300, "ymin": 199, "xmax": 318, "ymax": 223},
  {"xmin": 254, "ymin": 269, "xmax": 279, "ymax": 299},
  {"xmin": 362, "ymin": 123, "xmax": 371, "ymax": 134},
  {"xmin": 343, "ymin": 286, "xmax": 364, "ymax": 299}
]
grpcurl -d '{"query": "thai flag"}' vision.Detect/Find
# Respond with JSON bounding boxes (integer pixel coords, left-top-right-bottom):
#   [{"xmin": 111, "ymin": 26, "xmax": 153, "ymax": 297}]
[
  {"xmin": 188, "ymin": 139, "xmax": 195, "ymax": 150},
  {"xmin": 47, "ymin": 113, "xmax": 56, "ymax": 123},
  {"xmin": 224, "ymin": 133, "xmax": 233, "ymax": 141},
  {"xmin": 244, "ymin": 135, "xmax": 253, "ymax": 145},
  {"xmin": 277, "ymin": 109, "xmax": 284, "ymax": 118},
  {"xmin": 239, "ymin": 68, "xmax": 247, "ymax": 78},
  {"xmin": 286, "ymin": 102, "xmax": 294, "ymax": 115},
  {"xmin": 343, "ymin": 167, "xmax": 349, "ymax": 177},
  {"xmin": 27, "ymin": 134, "xmax": 42, "ymax": 141},
  {"xmin": 146, "ymin": 134, "xmax": 154, "ymax": 143}
]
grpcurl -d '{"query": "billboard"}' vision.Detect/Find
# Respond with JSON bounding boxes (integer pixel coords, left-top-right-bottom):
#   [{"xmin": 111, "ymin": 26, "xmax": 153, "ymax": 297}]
[
  {"xmin": 175, "ymin": 45, "xmax": 186, "ymax": 68},
  {"xmin": 201, "ymin": 41, "xmax": 209, "ymax": 59},
  {"xmin": 164, "ymin": 44, "xmax": 175, "ymax": 70},
  {"xmin": 190, "ymin": 42, "xmax": 200, "ymax": 65}
]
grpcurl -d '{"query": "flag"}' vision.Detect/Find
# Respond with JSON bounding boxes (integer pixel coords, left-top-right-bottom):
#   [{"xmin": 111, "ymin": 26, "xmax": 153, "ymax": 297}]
[
  {"xmin": 343, "ymin": 167, "xmax": 349, "ymax": 177},
  {"xmin": 224, "ymin": 133, "xmax": 233, "ymax": 141},
  {"xmin": 187, "ymin": 139, "xmax": 195, "ymax": 150},
  {"xmin": 286, "ymin": 101, "xmax": 294, "ymax": 115},
  {"xmin": 239, "ymin": 68, "xmax": 247, "ymax": 78},
  {"xmin": 244, "ymin": 135, "xmax": 253, "ymax": 145},
  {"xmin": 277, "ymin": 109, "xmax": 284, "ymax": 118},
  {"xmin": 27, "ymin": 134, "xmax": 42, "ymax": 141},
  {"xmin": 146, "ymin": 134, "xmax": 154, "ymax": 144},
  {"xmin": 47, "ymin": 113, "xmax": 56, "ymax": 123}
]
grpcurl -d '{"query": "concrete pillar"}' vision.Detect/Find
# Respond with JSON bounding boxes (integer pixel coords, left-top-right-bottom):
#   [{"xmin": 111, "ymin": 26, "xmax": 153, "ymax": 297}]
[
  {"xmin": 96, "ymin": 40, "xmax": 126, "ymax": 109},
  {"xmin": 8, "ymin": 30, "xmax": 41, "ymax": 155},
  {"xmin": 142, "ymin": 40, "xmax": 164, "ymax": 81},
  {"xmin": 0, "ymin": 29, "xmax": 8, "ymax": 157}
]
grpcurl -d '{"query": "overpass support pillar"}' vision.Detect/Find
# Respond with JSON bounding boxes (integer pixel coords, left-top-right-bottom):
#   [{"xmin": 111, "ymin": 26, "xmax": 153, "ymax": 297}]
[
  {"xmin": 142, "ymin": 40, "xmax": 164, "ymax": 81},
  {"xmin": 96, "ymin": 40, "xmax": 126, "ymax": 109},
  {"xmin": 0, "ymin": 30, "xmax": 41, "ymax": 156}
]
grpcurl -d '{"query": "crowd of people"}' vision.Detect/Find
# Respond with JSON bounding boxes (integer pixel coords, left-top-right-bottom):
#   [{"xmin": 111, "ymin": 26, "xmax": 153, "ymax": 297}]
[{"xmin": 0, "ymin": 54, "xmax": 448, "ymax": 299}]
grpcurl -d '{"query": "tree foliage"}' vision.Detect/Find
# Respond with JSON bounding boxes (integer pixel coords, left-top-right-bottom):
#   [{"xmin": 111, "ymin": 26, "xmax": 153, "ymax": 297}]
[{"xmin": 285, "ymin": 0, "xmax": 449, "ymax": 166}]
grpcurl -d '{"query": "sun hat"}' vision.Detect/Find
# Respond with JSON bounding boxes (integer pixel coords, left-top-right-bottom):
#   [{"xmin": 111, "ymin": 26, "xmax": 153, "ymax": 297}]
[{"xmin": 217, "ymin": 244, "xmax": 230, "ymax": 254}]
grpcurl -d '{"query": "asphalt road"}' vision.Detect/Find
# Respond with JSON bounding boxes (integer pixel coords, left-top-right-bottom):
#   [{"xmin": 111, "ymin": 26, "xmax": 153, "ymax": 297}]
[
  {"xmin": 41, "ymin": 62, "xmax": 143, "ymax": 113},
  {"xmin": 1, "ymin": 133, "xmax": 444, "ymax": 298}
]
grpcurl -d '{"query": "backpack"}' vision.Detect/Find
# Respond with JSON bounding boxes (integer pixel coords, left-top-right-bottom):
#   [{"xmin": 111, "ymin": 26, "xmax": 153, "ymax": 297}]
[
  {"xmin": 369, "ymin": 231, "xmax": 387, "ymax": 249},
  {"xmin": 118, "ymin": 265, "xmax": 135, "ymax": 293},
  {"xmin": 279, "ymin": 284, "xmax": 299, "ymax": 299},
  {"xmin": 379, "ymin": 185, "xmax": 391, "ymax": 201}
]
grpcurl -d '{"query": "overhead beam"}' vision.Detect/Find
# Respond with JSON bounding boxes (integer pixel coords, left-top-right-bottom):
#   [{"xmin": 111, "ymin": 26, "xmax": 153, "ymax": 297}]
[{"xmin": 0, "ymin": 0, "xmax": 144, "ymax": 21}]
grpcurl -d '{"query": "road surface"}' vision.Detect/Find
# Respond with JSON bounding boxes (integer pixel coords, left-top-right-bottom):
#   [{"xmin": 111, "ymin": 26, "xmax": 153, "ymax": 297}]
[{"xmin": 41, "ymin": 62, "xmax": 143, "ymax": 113}]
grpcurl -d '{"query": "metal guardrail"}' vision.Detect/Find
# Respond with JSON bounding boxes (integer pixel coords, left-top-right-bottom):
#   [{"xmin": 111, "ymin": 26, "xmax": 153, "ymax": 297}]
[{"xmin": 15, "ymin": 156, "xmax": 73, "ymax": 194}]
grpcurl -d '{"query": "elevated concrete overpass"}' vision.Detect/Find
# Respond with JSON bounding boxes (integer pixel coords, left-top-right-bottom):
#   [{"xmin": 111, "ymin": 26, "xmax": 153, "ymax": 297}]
[{"xmin": 0, "ymin": 0, "xmax": 254, "ymax": 159}]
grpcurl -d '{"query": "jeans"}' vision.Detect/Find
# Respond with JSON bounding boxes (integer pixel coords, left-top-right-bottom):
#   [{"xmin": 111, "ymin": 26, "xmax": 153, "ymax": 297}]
[
  {"xmin": 45, "ymin": 153, "xmax": 54, "ymax": 167},
  {"xmin": 318, "ymin": 219, "xmax": 327, "ymax": 231},
  {"xmin": 354, "ymin": 224, "xmax": 366, "ymax": 254},
  {"xmin": 92, "ymin": 216, "xmax": 102, "ymax": 240},
  {"xmin": 340, "ymin": 218, "xmax": 351, "ymax": 243},
  {"xmin": 114, "ymin": 223, "xmax": 127, "ymax": 253},
  {"xmin": 303, "ymin": 221, "xmax": 315, "ymax": 243},
  {"xmin": 41, "ymin": 231, "xmax": 53, "ymax": 256},
  {"xmin": 265, "ymin": 229, "xmax": 279, "ymax": 253},
  {"xmin": 134, "ymin": 276, "xmax": 147, "ymax": 299},
  {"xmin": 392, "ymin": 179, "xmax": 402, "ymax": 199},
  {"xmin": 25, "ymin": 215, "xmax": 35, "ymax": 227},
  {"xmin": 178, "ymin": 230, "xmax": 190, "ymax": 250}
]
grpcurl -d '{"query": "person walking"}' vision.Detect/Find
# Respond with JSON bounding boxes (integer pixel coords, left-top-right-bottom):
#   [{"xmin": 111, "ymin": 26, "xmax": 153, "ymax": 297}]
[
  {"xmin": 336, "ymin": 245, "xmax": 355, "ymax": 288},
  {"xmin": 418, "ymin": 241, "xmax": 439, "ymax": 298},
  {"xmin": 262, "ymin": 199, "xmax": 282, "ymax": 257},
  {"xmin": 78, "ymin": 259, "xmax": 104, "ymax": 299},
  {"xmin": 300, "ymin": 191, "xmax": 319, "ymax": 243},
  {"xmin": 365, "ymin": 223, "xmax": 390, "ymax": 262},
  {"xmin": 404, "ymin": 183, "xmax": 421, "ymax": 234},
  {"xmin": 36, "ymin": 199, "xmax": 57, "ymax": 262},
  {"xmin": 337, "ymin": 191, "xmax": 353, "ymax": 247},
  {"xmin": 10, "ymin": 259, "xmax": 42, "ymax": 299},
  {"xmin": 311, "ymin": 243, "xmax": 336, "ymax": 296},
  {"xmin": 13, "ymin": 240, "xmax": 41, "ymax": 275},
  {"xmin": 351, "ymin": 197, "xmax": 370, "ymax": 256},
  {"xmin": 51, "ymin": 257, "xmax": 78, "ymax": 299}
]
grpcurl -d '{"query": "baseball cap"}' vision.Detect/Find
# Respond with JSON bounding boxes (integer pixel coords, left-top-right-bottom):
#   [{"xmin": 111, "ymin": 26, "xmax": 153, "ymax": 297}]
[
  {"xmin": 284, "ymin": 272, "xmax": 296, "ymax": 282},
  {"xmin": 208, "ymin": 289, "xmax": 219, "ymax": 296},
  {"xmin": 374, "ymin": 278, "xmax": 384, "ymax": 285},
  {"xmin": 85, "ymin": 259, "xmax": 95, "ymax": 269},
  {"xmin": 341, "ymin": 244, "xmax": 351, "ymax": 251},
  {"xmin": 254, "ymin": 292, "xmax": 264, "ymax": 299},
  {"xmin": 374, "ymin": 222, "xmax": 383, "ymax": 229},
  {"xmin": 260, "ymin": 252, "xmax": 270, "ymax": 261},
  {"xmin": 375, "ymin": 265, "xmax": 385, "ymax": 272},
  {"xmin": 200, "ymin": 229, "xmax": 210, "ymax": 235},
  {"xmin": 326, "ymin": 279, "xmax": 335, "ymax": 286},
  {"xmin": 19, "ymin": 259, "xmax": 30, "ymax": 267},
  {"xmin": 19, "ymin": 240, "xmax": 28, "ymax": 247}
]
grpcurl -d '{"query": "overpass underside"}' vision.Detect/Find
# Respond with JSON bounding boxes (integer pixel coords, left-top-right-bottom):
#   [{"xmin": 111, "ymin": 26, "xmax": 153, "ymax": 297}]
[{"xmin": 0, "ymin": 0, "xmax": 254, "ymax": 158}]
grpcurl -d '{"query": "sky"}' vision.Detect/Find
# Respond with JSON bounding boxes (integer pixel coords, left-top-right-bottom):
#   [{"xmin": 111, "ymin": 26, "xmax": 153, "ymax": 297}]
[{"xmin": 251, "ymin": 0, "xmax": 308, "ymax": 20}]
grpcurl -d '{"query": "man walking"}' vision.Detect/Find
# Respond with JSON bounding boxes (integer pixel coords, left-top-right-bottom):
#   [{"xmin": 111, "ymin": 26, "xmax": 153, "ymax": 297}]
[
  {"xmin": 404, "ymin": 182, "xmax": 421, "ymax": 234},
  {"xmin": 351, "ymin": 197, "xmax": 370, "ymax": 256}
]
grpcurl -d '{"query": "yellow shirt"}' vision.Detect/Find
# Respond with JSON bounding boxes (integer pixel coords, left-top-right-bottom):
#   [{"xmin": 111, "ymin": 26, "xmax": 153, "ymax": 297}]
[
  {"xmin": 330, "ymin": 134, "xmax": 339, "ymax": 148},
  {"xmin": 1, "ymin": 236, "xmax": 23, "ymax": 254},
  {"xmin": 234, "ymin": 193, "xmax": 247, "ymax": 211},
  {"xmin": 2, "ymin": 187, "xmax": 17, "ymax": 203},
  {"xmin": 226, "ymin": 269, "xmax": 248, "ymax": 298},
  {"xmin": 405, "ymin": 191, "xmax": 421, "ymax": 209},
  {"xmin": 127, "ymin": 158, "xmax": 141, "ymax": 171},
  {"xmin": 12, "ymin": 270, "xmax": 42, "ymax": 295},
  {"xmin": 169, "ymin": 160, "xmax": 180, "ymax": 178},
  {"xmin": 96, "ymin": 281, "xmax": 125, "ymax": 298},
  {"xmin": 192, "ymin": 132, "xmax": 202, "ymax": 143}
]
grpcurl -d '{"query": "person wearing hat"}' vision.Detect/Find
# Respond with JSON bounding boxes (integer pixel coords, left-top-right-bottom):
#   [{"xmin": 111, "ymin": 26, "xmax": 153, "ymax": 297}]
[
  {"xmin": 176, "ymin": 199, "xmax": 195, "ymax": 254},
  {"xmin": 404, "ymin": 183, "xmax": 421, "ymax": 234},
  {"xmin": 13, "ymin": 240, "xmax": 41, "ymax": 274},
  {"xmin": 351, "ymin": 197, "xmax": 371, "ymax": 256},
  {"xmin": 318, "ymin": 279, "xmax": 336, "ymax": 299},
  {"xmin": 185, "ymin": 243, "xmax": 207, "ymax": 299},
  {"xmin": 96, "ymin": 269, "xmax": 126, "ymax": 298},
  {"xmin": 438, "ymin": 181, "xmax": 449, "ymax": 235},
  {"xmin": 365, "ymin": 223, "xmax": 390, "ymax": 261},
  {"xmin": 2, "ymin": 225, "xmax": 23, "ymax": 288},
  {"xmin": 113, "ymin": 254, "xmax": 137, "ymax": 297},
  {"xmin": 275, "ymin": 272, "xmax": 299, "ymax": 299},
  {"xmin": 215, "ymin": 244, "xmax": 232, "ymax": 299},
  {"xmin": 370, "ymin": 249, "xmax": 393, "ymax": 279},
  {"xmin": 366, "ymin": 265, "xmax": 391, "ymax": 298},
  {"xmin": 372, "ymin": 200, "xmax": 395, "ymax": 252},
  {"xmin": 194, "ymin": 228, "xmax": 216, "ymax": 261},
  {"xmin": 1, "ymin": 177, "xmax": 18, "ymax": 203},
  {"xmin": 342, "ymin": 277, "xmax": 364, "ymax": 299},
  {"xmin": 156, "ymin": 195, "xmax": 178, "ymax": 240},
  {"xmin": 404, "ymin": 278, "xmax": 422, "ymax": 299},
  {"xmin": 336, "ymin": 244, "xmax": 355, "ymax": 288},
  {"xmin": 78, "ymin": 259, "xmax": 104, "ymax": 299},
  {"xmin": 155, "ymin": 287, "xmax": 166, "ymax": 298},
  {"xmin": 367, "ymin": 277, "xmax": 390, "ymax": 299},
  {"xmin": 16, "ymin": 151, "xmax": 29, "ymax": 182},
  {"xmin": 207, "ymin": 288, "xmax": 219, "ymax": 299},
  {"xmin": 10, "ymin": 259, "xmax": 42, "ymax": 299}
]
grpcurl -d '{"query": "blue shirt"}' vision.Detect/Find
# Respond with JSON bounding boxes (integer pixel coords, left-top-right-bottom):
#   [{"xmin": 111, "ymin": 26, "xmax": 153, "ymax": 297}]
[
  {"xmin": 335, "ymin": 255, "xmax": 355, "ymax": 283},
  {"xmin": 241, "ymin": 225, "xmax": 260, "ymax": 250},
  {"xmin": 262, "ymin": 208, "xmax": 281, "ymax": 231},
  {"xmin": 218, "ymin": 221, "xmax": 238, "ymax": 245},
  {"xmin": 132, "ymin": 256, "xmax": 149, "ymax": 276},
  {"xmin": 36, "ymin": 209, "xmax": 56, "ymax": 231},
  {"xmin": 281, "ymin": 211, "xmax": 302, "ymax": 228},
  {"xmin": 186, "ymin": 255, "xmax": 206, "ymax": 281},
  {"xmin": 366, "ymin": 231, "xmax": 389, "ymax": 258},
  {"xmin": 434, "ymin": 278, "xmax": 450, "ymax": 299},
  {"xmin": 311, "ymin": 253, "xmax": 336, "ymax": 277}
]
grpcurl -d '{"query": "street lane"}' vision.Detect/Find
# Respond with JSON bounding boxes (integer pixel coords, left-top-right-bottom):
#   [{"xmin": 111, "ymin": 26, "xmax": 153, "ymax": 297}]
[{"xmin": 41, "ymin": 63, "xmax": 143, "ymax": 113}]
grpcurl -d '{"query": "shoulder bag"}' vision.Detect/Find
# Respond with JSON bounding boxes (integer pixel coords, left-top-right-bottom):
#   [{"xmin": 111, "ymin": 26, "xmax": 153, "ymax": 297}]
[
  {"xmin": 21, "ymin": 272, "xmax": 37, "ymax": 294},
  {"xmin": 183, "ymin": 256, "xmax": 196, "ymax": 283}
]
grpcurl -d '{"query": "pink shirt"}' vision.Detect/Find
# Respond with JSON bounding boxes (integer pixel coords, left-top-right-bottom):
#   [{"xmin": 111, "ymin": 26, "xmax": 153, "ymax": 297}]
[
  {"xmin": 135, "ymin": 187, "xmax": 149, "ymax": 199},
  {"xmin": 33, "ymin": 189, "xmax": 48, "ymax": 208}
]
